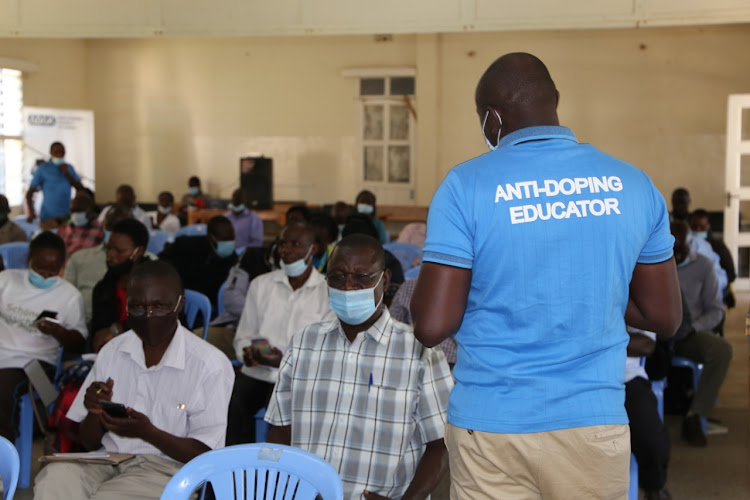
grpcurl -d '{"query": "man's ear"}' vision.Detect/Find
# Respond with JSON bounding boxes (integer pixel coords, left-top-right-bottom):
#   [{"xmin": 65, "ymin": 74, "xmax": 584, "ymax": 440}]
[
  {"xmin": 382, "ymin": 268, "xmax": 392, "ymax": 291},
  {"xmin": 134, "ymin": 246, "xmax": 146, "ymax": 260}
]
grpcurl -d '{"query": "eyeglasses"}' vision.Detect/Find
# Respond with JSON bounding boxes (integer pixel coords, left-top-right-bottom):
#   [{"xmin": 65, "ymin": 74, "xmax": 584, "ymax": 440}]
[
  {"xmin": 127, "ymin": 297, "xmax": 181, "ymax": 318},
  {"xmin": 326, "ymin": 270, "xmax": 383, "ymax": 289}
]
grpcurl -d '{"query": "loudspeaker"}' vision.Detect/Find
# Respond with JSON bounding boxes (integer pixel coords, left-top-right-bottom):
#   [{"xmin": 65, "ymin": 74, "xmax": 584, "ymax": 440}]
[{"xmin": 239, "ymin": 157, "xmax": 273, "ymax": 210}]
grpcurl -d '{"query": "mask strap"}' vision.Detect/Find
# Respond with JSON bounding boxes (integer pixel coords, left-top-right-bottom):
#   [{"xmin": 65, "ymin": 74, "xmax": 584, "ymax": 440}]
[
  {"xmin": 494, "ymin": 110, "xmax": 502, "ymax": 145},
  {"xmin": 172, "ymin": 296, "xmax": 182, "ymax": 313}
]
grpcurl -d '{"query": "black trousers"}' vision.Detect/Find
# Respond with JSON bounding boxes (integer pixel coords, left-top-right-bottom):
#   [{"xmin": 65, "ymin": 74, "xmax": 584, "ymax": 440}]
[
  {"xmin": 225, "ymin": 373, "xmax": 275, "ymax": 446},
  {"xmin": 625, "ymin": 377, "xmax": 670, "ymax": 492}
]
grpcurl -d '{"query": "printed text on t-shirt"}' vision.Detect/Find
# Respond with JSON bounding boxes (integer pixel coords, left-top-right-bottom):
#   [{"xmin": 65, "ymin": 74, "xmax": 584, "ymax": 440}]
[{"xmin": 494, "ymin": 176, "xmax": 623, "ymax": 225}]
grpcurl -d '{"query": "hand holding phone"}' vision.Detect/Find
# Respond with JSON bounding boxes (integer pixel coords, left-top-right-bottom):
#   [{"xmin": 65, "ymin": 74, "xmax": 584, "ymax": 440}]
[
  {"xmin": 99, "ymin": 401, "xmax": 129, "ymax": 419},
  {"xmin": 34, "ymin": 310, "xmax": 59, "ymax": 324}
]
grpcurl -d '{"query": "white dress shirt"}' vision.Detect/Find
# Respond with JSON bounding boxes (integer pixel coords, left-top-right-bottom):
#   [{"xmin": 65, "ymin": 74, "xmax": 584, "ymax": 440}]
[
  {"xmin": 233, "ymin": 268, "xmax": 331, "ymax": 383},
  {"xmin": 98, "ymin": 204, "xmax": 152, "ymax": 230},
  {"xmin": 67, "ymin": 324, "xmax": 234, "ymax": 459}
]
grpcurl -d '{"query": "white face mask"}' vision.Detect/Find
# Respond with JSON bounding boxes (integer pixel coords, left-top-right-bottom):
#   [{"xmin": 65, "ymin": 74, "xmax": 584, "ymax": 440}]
[
  {"xmin": 481, "ymin": 110, "xmax": 502, "ymax": 151},
  {"xmin": 157, "ymin": 205, "xmax": 172, "ymax": 215},
  {"xmin": 70, "ymin": 211, "xmax": 89, "ymax": 227},
  {"xmin": 51, "ymin": 157, "xmax": 65, "ymax": 165}
]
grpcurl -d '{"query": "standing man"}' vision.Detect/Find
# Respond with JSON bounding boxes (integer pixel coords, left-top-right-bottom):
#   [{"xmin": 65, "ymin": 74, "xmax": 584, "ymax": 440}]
[
  {"xmin": 411, "ymin": 53, "xmax": 682, "ymax": 499},
  {"xmin": 26, "ymin": 142, "xmax": 84, "ymax": 230}
]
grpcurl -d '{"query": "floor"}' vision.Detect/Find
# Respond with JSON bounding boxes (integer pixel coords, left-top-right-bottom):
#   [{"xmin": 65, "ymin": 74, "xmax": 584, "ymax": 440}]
[{"xmin": 9, "ymin": 297, "xmax": 750, "ymax": 499}]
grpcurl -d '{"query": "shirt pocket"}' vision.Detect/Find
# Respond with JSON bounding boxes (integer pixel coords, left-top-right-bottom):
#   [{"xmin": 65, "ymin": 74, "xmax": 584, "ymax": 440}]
[{"xmin": 148, "ymin": 400, "xmax": 190, "ymax": 438}]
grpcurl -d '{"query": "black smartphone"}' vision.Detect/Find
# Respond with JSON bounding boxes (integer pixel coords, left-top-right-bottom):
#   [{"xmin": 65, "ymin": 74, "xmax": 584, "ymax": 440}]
[
  {"xmin": 34, "ymin": 310, "xmax": 59, "ymax": 324},
  {"xmin": 99, "ymin": 401, "xmax": 128, "ymax": 418}
]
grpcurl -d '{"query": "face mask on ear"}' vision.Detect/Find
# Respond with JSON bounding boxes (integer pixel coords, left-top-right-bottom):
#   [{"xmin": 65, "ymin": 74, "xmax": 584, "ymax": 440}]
[
  {"xmin": 482, "ymin": 110, "xmax": 502, "ymax": 151},
  {"xmin": 188, "ymin": 187, "xmax": 200, "ymax": 196},
  {"xmin": 157, "ymin": 205, "xmax": 172, "ymax": 215},
  {"xmin": 328, "ymin": 272, "xmax": 384, "ymax": 325},
  {"xmin": 693, "ymin": 231, "xmax": 708, "ymax": 240},
  {"xmin": 357, "ymin": 204, "xmax": 374, "ymax": 215},
  {"xmin": 228, "ymin": 203, "xmax": 246, "ymax": 214},
  {"xmin": 214, "ymin": 240, "xmax": 236, "ymax": 258},
  {"xmin": 280, "ymin": 245, "xmax": 313, "ymax": 277},
  {"xmin": 70, "ymin": 212, "xmax": 89, "ymax": 227},
  {"xmin": 51, "ymin": 157, "xmax": 65, "ymax": 165},
  {"xmin": 28, "ymin": 269, "xmax": 59, "ymax": 289}
]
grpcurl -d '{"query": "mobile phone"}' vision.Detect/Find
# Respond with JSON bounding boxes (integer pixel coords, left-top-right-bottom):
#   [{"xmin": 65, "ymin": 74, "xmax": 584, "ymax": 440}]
[
  {"xmin": 34, "ymin": 310, "xmax": 59, "ymax": 324},
  {"xmin": 251, "ymin": 338, "xmax": 273, "ymax": 356},
  {"xmin": 99, "ymin": 401, "xmax": 128, "ymax": 418}
]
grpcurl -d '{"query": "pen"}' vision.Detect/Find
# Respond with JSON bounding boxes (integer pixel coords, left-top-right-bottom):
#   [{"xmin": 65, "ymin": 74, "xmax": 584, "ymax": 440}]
[
  {"xmin": 96, "ymin": 377, "xmax": 112, "ymax": 394},
  {"xmin": 369, "ymin": 373, "xmax": 373, "ymax": 392}
]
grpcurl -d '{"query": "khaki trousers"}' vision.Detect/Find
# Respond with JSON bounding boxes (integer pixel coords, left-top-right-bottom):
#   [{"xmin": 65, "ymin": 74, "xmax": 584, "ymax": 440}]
[
  {"xmin": 34, "ymin": 454, "xmax": 182, "ymax": 500},
  {"xmin": 446, "ymin": 423, "xmax": 630, "ymax": 500}
]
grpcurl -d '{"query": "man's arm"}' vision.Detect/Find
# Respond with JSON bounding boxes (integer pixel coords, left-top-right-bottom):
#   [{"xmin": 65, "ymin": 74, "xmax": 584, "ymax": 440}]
[
  {"xmin": 626, "ymin": 332, "xmax": 656, "ymax": 357},
  {"xmin": 410, "ymin": 262, "xmax": 471, "ymax": 347},
  {"xmin": 35, "ymin": 322, "xmax": 85, "ymax": 351},
  {"xmin": 625, "ymin": 259, "xmax": 682, "ymax": 338},
  {"xmin": 233, "ymin": 281, "xmax": 261, "ymax": 361},
  {"xmin": 266, "ymin": 425, "xmax": 291, "ymax": 445},
  {"xmin": 401, "ymin": 439, "xmax": 448, "ymax": 500},
  {"xmin": 25, "ymin": 187, "xmax": 38, "ymax": 222},
  {"xmin": 59, "ymin": 164, "xmax": 84, "ymax": 191}
]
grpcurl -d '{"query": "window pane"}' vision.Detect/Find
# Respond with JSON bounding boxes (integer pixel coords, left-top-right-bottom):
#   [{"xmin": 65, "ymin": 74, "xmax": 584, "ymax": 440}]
[
  {"xmin": 364, "ymin": 146, "xmax": 384, "ymax": 182},
  {"xmin": 390, "ymin": 77, "xmax": 415, "ymax": 95},
  {"xmin": 388, "ymin": 146, "xmax": 410, "ymax": 183},
  {"xmin": 740, "ymin": 200, "xmax": 750, "ymax": 233},
  {"xmin": 390, "ymin": 105, "xmax": 410, "ymax": 140},
  {"xmin": 0, "ymin": 69, "xmax": 23, "ymax": 136},
  {"xmin": 743, "ymin": 107, "xmax": 750, "ymax": 141},
  {"xmin": 360, "ymin": 78, "xmax": 385, "ymax": 96},
  {"xmin": 364, "ymin": 105, "xmax": 384, "ymax": 140},
  {"xmin": 738, "ymin": 247, "xmax": 750, "ymax": 278},
  {"xmin": 0, "ymin": 139, "xmax": 24, "ymax": 206}
]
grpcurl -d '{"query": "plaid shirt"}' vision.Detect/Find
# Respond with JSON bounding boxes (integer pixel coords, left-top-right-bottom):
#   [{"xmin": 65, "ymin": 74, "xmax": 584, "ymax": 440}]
[
  {"xmin": 266, "ymin": 308, "xmax": 453, "ymax": 500},
  {"xmin": 390, "ymin": 278, "xmax": 457, "ymax": 364},
  {"xmin": 57, "ymin": 220, "xmax": 104, "ymax": 260}
]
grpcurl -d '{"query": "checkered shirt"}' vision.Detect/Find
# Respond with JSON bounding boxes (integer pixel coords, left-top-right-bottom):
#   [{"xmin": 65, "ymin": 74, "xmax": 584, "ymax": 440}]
[
  {"xmin": 265, "ymin": 308, "xmax": 453, "ymax": 500},
  {"xmin": 57, "ymin": 220, "xmax": 104, "ymax": 260}
]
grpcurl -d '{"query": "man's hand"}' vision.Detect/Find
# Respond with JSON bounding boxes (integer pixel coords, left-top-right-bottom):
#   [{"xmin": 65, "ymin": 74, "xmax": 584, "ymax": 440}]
[
  {"xmin": 26, "ymin": 213, "xmax": 35, "ymax": 223},
  {"xmin": 35, "ymin": 319, "xmax": 65, "ymax": 337},
  {"xmin": 255, "ymin": 346, "xmax": 283, "ymax": 368},
  {"xmin": 243, "ymin": 346, "xmax": 258, "ymax": 367},
  {"xmin": 84, "ymin": 379, "xmax": 114, "ymax": 414},
  {"xmin": 363, "ymin": 491, "xmax": 393, "ymax": 500},
  {"xmin": 100, "ymin": 407, "xmax": 154, "ymax": 440}
]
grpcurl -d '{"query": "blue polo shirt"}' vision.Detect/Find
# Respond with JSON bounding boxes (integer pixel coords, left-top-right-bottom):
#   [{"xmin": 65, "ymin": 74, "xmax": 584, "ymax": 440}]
[
  {"xmin": 423, "ymin": 126, "xmax": 673, "ymax": 433},
  {"xmin": 30, "ymin": 162, "xmax": 81, "ymax": 220}
]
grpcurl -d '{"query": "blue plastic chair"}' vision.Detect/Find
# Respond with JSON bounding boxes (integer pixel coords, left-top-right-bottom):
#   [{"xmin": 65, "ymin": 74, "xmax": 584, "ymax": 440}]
[
  {"xmin": 651, "ymin": 378, "xmax": 666, "ymax": 422},
  {"xmin": 14, "ymin": 349, "xmax": 65, "ymax": 489},
  {"xmin": 183, "ymin": 289, "xmax": 212, "ymax": 340},
  {"xmin": 627, "ymin": 453, "xmax": 638, "ymax": 500},
  {"xmin": 175, "ymin": 224, "xmax": 207, "ymax": 238},
  {"xmin": 15, "ymin": 221, "xmax": 40, "ymax": 240},
  {"xmin": 255, "ymin": 408, "xmax": 269, "ymax": 443},
  {"xmin": 147, "ymin": 230, "xmax": 170, "ymax": 255},
  {"xmin": 671, "ymin": 356, "xmax": 707, "ymax": 433},
  {"xmin": 216, "ymin": 281, "xmax": 227, "ymax": 316},
  {"xmin": 404, "ymin": 264, "xmax": 421, "ymax": 281},
  {"xmin": 0, "ymin": 242, "xmax": 30, "ymax": 269},
  {"xmin": 384, "ymin": 242, "xmax": 422, "ymax": 272},
  {"xmin": 0, "ymin": 436, "xmax": 20, "ymax": 500},
  {"xmin": 160, "ymin": 443, "xmax": 344, "ymax": 500}
]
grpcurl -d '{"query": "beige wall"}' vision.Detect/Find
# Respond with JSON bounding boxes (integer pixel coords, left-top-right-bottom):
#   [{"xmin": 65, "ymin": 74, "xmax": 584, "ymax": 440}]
[{"xmin": 2, "ymin": 25, "xmax": 750, "ymax": 210}]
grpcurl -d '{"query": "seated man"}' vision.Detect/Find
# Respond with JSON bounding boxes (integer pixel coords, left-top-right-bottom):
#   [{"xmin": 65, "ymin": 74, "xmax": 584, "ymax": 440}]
[
  {"xmin": 625, "ymin": 328, "xmax": 670, "ymax": 500},
  {"xmin": 266, "ymin": 234, "xmax": 453, "ymax": 499},
  {"xmin": 152, "ymin": 191, "xmax": 181, "ymax": 238},
  {"xmin": 227, "ymin": 221, "xmax": 330, "ymax": 445},
  {"xmin": 0, "ymin": 193, "xmax": 27, "ymax": 244},
  {"xmin": 308, "ymin": 210, "xmax": 338, "ymax": 274},
  {"xmin": 671, "ymin": 221, "xmax": 733, "ymax": 446},
  {"xmin": 690, "ymin": 209, "xmax": 736, "ymax": 307},
  {"xmin": 225, "ymin": 188, "xmax": 263, "ymax": 250},
  {"xmin": 158, "ymin": 215, "xmax": 238, "ymax": 315},
  {"xmin": 64, "ymin": 204, "xmax": 134, "ymax": 326},
  {"xmin": 98, "ymin": 184, "xmax": 152, "ymax": 230},
  {"xmin": 56, "ymin": 192, "xmax": 104, "ymax": 261},
  {"xmin": 0, "ymin": 232, "xmax": 87, "ymax": 442},
  {"xmin": 34, "ymin": 260, "xmax": 234, "ymax": 500}
]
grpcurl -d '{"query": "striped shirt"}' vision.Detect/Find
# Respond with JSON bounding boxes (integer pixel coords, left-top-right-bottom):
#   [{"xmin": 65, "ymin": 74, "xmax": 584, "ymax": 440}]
[{"xmin": 265, "ymin": 308, "xmax": 453, "ymax": 500}]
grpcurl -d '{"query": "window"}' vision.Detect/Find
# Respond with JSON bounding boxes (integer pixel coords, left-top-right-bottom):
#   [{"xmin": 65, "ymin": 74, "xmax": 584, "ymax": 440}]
[
  {"xmin": 0, "ymin": 68, "xmax": 23, "ymax": 206},
  {"xmin": 358, "ymin": 75, "xmax": 416, "ymax": 197}
]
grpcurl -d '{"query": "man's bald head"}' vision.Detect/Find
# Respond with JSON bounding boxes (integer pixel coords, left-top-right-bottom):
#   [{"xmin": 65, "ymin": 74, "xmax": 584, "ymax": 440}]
[{"xmin": 475, "ymin": 53, "xmax": 559, "ymax": 142}]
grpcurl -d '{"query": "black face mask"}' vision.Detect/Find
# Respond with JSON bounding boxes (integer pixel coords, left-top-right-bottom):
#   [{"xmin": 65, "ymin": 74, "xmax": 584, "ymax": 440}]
[
  {"xmin": 107, "ymin": 258, "xmax": 135, "ymax": 277},
  {"xmin": 127, "ymin": 311, "xmax": 179, "ymax": 346}
]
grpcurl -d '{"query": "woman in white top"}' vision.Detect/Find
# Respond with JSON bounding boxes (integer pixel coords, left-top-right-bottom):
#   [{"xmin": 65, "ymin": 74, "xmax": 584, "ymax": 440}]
[{"xmin": 0, "ymin": 231, "xmax": 87, "ymax": 442}]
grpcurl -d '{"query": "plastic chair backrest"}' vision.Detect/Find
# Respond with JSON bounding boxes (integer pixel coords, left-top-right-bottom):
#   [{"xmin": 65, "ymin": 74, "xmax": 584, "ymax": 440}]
[
  {"xmin": 404, "ymin": 265, "xmax": 421, "ymax": 281},
  {"xmin": 0, "ymin": 242, "xmax": 30, "ymax": 269},
  {"xmin": 216, "ymin": 281, "xmax": 227, "ymax": 316},
  {"xmin": 183, "ymin": 289, "xmax": 211, "ymax": 340},
  {"xmin": 0, "ymin": 436, "xmax": 20, "ymax": 500},
  {"xmin": 15, "ymin": 221, "xmax": 40, "ymax": 240},
  {"xmin": 383, "ymin": 242, "xmax": 422, "ymax": 272},
  {"xmin": 160, "ymin": 444, "xmax": 344, "ymax": 500},
  {"xmin": 175, "ymin": 224, "xmax": 208, "ymax": 238},
  {"xmin": 147, "ymin": 230, "xmax": 171, "ymax": 255}
]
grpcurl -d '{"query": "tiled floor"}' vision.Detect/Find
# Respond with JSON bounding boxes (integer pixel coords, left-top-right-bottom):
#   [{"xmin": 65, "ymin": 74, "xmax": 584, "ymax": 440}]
[{"xmin": 9, "ymin": 297, "xmax": 750, "ymax": 499}]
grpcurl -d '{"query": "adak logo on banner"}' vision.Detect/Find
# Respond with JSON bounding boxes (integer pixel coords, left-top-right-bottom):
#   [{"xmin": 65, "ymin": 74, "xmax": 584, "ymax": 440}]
[{"xmin": 27, "ymin": 114, "xmax": 57, "ymax": 126}]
